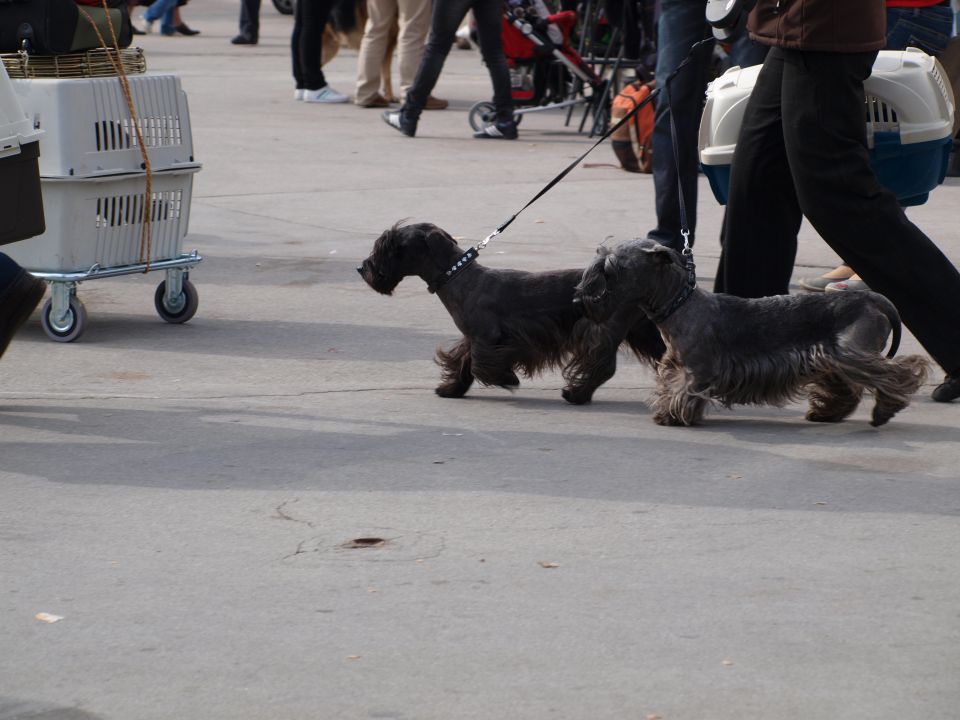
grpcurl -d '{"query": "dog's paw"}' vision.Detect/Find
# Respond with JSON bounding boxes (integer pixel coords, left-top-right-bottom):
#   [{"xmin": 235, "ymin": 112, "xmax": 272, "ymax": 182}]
[
  {"xmin": 435, "ymin": 383, "xmax": 469, "ymax": 398},
  {"xmin": 652, "ymin": 412, "xmax": 687, "ymax": 426},
  {"xmin": 562, "ymin": 387, "xmax": 593, "ymax": 405}
]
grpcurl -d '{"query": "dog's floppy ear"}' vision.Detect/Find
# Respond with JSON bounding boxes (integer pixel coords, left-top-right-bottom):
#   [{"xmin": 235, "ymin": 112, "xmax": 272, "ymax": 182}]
[
  {"xmin": 641, "ymin": 243, "xmax": 681, "ymax": 266},
  {"xmin": 423, "ymin": 225, "xmax": 458, "ymax": 255}
]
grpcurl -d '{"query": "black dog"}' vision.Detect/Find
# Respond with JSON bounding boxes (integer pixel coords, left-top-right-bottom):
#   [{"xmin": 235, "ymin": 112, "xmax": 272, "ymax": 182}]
[
  {"xmin": 577, "ymin": 239, "xmax": 929, "ymax": 426},
  {"xmin": 358, "ymin": 223, "xmax": 664, "ymax": 402}
]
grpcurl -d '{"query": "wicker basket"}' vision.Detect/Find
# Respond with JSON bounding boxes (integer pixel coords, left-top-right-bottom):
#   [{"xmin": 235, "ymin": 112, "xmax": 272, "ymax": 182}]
[{"xmin": 0, "ymin": 48, "xmax": 146, "ymax": 79}]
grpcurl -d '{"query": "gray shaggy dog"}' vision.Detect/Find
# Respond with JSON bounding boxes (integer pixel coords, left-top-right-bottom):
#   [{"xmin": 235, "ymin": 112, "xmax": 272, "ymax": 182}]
[
  {"xmin": 358, "ymin": 223, "xmax": 665, "ymax": 402},
  {"xmin": 576, "ymin": 238, "xmax": 929, "ymax": 426}
]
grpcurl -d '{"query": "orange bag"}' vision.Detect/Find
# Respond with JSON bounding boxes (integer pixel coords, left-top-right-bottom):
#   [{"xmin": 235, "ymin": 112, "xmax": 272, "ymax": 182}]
[{"xmin": 610, "ymin": 80, "xmax": 655, "ymax": 173}]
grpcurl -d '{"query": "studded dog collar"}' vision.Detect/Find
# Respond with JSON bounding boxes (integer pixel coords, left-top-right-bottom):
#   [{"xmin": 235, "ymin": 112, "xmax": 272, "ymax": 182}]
[{"xmin": 427, "ymin": 247, "xmax": 479, "ymax": 294}]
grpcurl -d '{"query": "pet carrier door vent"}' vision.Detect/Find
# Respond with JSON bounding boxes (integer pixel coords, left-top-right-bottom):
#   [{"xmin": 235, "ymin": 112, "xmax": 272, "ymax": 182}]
[
  {"xmin": 865, "ymin": 95, "xmax": 899, "ymax": 133},
  {"xmin": 94, "ymin": 116, "xmax": 183, "ymax": 151},
  {"xmin": 96, "ymin": 189, "xmax": 184, "ymax": 228}
]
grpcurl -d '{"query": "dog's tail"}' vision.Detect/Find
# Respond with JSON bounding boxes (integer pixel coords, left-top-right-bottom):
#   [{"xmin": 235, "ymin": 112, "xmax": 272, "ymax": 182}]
[
  {"xmin": 330, "ymin": 0, "xmax": 361, "ymax": 33},
  {"xmin": 872, "ymin": 293, "xmax": 903, "ymax": 358}
]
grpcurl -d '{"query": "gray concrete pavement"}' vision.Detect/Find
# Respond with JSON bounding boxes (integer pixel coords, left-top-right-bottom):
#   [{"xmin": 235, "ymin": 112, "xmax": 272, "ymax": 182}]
[{"xmin": 2, "ymin": 2, "xmax": 959, "ymax": 718}]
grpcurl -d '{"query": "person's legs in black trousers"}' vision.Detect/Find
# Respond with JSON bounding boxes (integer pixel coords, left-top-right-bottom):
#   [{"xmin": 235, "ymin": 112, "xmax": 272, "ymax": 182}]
[
  {"xmin": 292, "ymin": 0, "xmax": 331, "ymax": 91},
  {"xmin": 718, "ymin": 47, "xmax": 960, "ymax": 397},
  {"xmin": 471, "ymin": 0, "xmax": 513, "ymax": 123},
  {"xmin": 293, "ymin": 0, "xmax": 346, "ymax": 101},
  {"xmin": 386, "ymin": 0, "xmax": 514, "ymax": 137},
  {"xmin": 0, "ymin": 253, "xmax": 46, "ymax": 359},
  {"xmin": 233, "ymin": 0, "xmax": 260, "ymax": 44},
  {"xmin": 403, "ymin": 0, "xmax": 475, "ymax": 120},
  {"xmin": 714, "ymin": 49, "xmax": 804, "ymax": 296},
  {"xmin": 782, "ymin": 49, "xmax": 960, "ymax": 393}
]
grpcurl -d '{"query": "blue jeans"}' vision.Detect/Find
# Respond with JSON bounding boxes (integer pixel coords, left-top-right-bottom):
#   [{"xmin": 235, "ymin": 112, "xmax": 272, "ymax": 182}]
[
  {"xmin": 404, "ymin": 0, "xmax": 513, "ymax": 119},
  {"xmin": 648, "ymin": 0, "xmax": 769, "ymax": 250},
  {"xmin": 144, "ymin": 0, "xmax": 178, "ymax": 33},
  {"xmin": 885, "ymin": 5, "xmax": 954, "ymax": 55}
]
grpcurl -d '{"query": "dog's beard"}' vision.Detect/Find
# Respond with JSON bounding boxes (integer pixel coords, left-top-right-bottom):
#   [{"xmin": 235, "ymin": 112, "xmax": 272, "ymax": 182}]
[{"xmin": 359, "ymin": 258, "xmax": 401, "ymax": 295}]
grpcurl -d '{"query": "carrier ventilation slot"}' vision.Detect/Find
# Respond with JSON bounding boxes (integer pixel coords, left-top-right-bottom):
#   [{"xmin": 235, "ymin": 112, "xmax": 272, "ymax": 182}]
[
  {"xmin": 94, "ymin": 115, "xmax": 183, "ymax": 151},
  {"xmin": 95, "ymin": 190, "xmax": 184, "ymax": 228},
  {"xmin": 865, "ymin": 95, "xmax": 899, "ymax": 133},
  {"xmin": 930, "ymin": 63, "xmax": 950, "ymax": 105}
]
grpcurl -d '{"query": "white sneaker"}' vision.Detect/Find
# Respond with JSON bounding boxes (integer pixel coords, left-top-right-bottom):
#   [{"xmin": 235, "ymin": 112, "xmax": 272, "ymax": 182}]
[
  {"xmin": 295, "ymin": 89, "xmax": 305, "ymax": 101},
  {"xmin": 302, "ymin": 86, "xmax": 349, "ymax": 104},
  {"xmin": 138, "ymin": 13, "xmax": 155, "ymax": 34}
]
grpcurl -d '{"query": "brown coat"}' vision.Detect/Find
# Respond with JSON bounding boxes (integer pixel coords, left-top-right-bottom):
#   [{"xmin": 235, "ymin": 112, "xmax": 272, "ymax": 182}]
[{"xmin": 748, "ymin": 0, "xmax": 886, "ymax": 52}]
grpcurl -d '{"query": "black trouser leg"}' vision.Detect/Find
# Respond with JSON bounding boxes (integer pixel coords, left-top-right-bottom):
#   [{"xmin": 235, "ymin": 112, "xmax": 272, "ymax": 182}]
[
  {"xmin": 718, "ymin": 47, "xmax": 960, "ymax": 374},
  {"xmin": 292, "ymin": 0, "xmax": 332, "ymax": 90},
  {"xmin": 405, "ymin": 0, "xmax": 473, "ymax": 115},
  {"xmin": 715, "ymin": 48, "xmax": 803, "ymax": 296}
]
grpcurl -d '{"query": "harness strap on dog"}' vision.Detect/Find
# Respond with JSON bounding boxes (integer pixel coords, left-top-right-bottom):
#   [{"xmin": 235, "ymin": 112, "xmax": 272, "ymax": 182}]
[
  {"xmin": 646, "ymin": 251, "xmax": 697, "ymax": 323},
  {"xmin": 427, "ymin": 247, "xmax": 480, "ymax": 294}
]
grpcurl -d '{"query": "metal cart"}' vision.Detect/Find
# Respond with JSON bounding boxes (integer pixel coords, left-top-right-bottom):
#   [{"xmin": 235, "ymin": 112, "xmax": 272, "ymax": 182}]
[{"xmin": 2, "ymin": 64, "xmax": 203, "ymax": 342}]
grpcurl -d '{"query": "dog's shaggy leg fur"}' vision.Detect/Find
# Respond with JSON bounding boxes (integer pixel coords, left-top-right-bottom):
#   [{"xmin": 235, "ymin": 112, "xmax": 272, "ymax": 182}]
[
  {"xmin": 805, "ymin": 352, "xmax": 929, "ymax": 427},
  {"xmin": 435, "ymin": 339, "xmax": 475, "ymax": 398},
  {"xmin": 652, "ymin": 357, "xmax": 708, "ymax": 426},
  {"xmin": 868, "ymin": 355, "xmax": 929, "ymax": 427},
  {"xmin": 562, "ymin": 329, "xmax": 619, "ymax": 405},
  {"xmin": 806, "ymin": 371, "xmax": 864, "ymax": 423},
  {"xmin": 469, "ymin": 342, "xmax": 521, "ymax": 390}
]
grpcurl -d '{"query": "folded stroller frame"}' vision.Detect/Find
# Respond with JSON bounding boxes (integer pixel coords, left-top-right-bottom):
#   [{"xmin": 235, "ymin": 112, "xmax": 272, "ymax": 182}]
[{"xmin": 468, "ymin": 0, "xmax": 609, "ymax": 135}]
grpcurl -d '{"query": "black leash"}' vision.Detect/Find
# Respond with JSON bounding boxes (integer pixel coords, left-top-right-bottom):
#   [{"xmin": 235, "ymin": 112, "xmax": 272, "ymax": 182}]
[
  {"xmin": 479, "ymin": 36, "xmax": 713, "ymax": 250},
  {"xmin": 432, "ymin": 37, "xmax": 713, "ymax": 294}
]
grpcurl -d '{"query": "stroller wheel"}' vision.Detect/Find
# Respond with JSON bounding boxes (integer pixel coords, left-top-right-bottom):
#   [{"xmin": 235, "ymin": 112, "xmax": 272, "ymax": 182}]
[
  {"xmin": 468, "ymin": 101, "xmax": 523, "ymax": 132},
  {"xmin": 468, "ymin": 102, "xmax": 497, "ymax": 132}
]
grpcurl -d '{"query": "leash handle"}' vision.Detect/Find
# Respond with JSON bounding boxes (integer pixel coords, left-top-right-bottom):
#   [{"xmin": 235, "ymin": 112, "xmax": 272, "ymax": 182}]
[{"xmin": 484, "ymin": 38, "xmax": 714, "ymax": 246}]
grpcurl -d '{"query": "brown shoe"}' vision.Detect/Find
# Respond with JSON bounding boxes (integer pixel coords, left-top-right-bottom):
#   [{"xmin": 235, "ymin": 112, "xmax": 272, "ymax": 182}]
[
  {"xmin": 425, "ymin": 95, "xmax": 449, "ymax": 110},
  {"xmin": 358, "ymin": 94, "xmax": 390, "ymax": 108}
]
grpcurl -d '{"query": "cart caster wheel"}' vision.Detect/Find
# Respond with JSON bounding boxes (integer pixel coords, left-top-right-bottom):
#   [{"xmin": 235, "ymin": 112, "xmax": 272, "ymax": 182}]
[
  {"xmin": 468, "ymin": 101, "xmax": 521, "ymax": 131},
  {"xmin": 155, "ymin": 278, "xmax": 199, "ymax": 324},
  {"xmin": 41, "ymin": 296, "xmax": 87, "ymax": 343}
]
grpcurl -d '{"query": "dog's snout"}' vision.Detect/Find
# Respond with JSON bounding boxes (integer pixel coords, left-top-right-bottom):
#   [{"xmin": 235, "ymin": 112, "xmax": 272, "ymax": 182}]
[{"xmin": 356, "ymin": 264, "xmax": 364, "ymax": 275}]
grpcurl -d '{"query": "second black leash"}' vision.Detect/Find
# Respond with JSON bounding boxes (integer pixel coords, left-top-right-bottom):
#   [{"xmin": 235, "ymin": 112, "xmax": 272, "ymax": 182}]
[{"xmin": 476, "ymin": 37, "xmax": 715, "ymax": 252}]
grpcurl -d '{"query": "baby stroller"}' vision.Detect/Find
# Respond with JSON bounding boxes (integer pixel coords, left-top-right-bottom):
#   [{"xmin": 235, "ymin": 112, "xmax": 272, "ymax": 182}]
[{"xmin": 467, "ymin": 0, "xmax": 608, "ymax": 134}]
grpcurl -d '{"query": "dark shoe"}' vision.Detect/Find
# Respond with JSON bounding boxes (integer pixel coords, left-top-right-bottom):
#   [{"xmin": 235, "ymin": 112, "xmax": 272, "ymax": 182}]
[
  {"xmin": 424, "ymin": 95, "xmax": 449, "ymax": 110},
  {"xmin": 358, "ymin": 94, "xmax": 390, "ymax": 108},
  {"xmin": 932, "ymin": 373, "xmax": 960, "ymax": 402},
  {"xmin": 473, "ymin": 119, "xmax": 518, "ymax": 139},
  {"xmin": 174, "ymin": 23, "xmax": 200, "ymax": 36},
  {"xmin": 231, "ymin": 34, "xmax": 257, "ymax": 45},
  {"xmin": 0, "ymin": 270, "xmax": 45, "ymax": 359},
  {"xmin": 382, "ymin": 109, "xmax": 417, "ymax": 137}
]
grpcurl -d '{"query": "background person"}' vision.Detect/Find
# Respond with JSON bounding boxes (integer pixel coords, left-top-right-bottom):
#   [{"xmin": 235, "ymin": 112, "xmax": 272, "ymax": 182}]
[
  {"xmin": 293, "ymin": 0, "xmax": 350, "ymax": 102},
  {"xmin": 233, "ymin": 0, "xmax": 260, "ymax": 44},
  {"xmin": 646, "ymin": 0, "xmax": 769, "ymax": 251},
  {"xmin": 355, "ymin": 0, "xmax": 448, "ymax": 109},
  {"xmin": 799, "ymin": 0, "xmax": 956, "ymax": 293},
  {"xmin": 0, "ymin": 254, "xmax": 45, "ymax": 361},
  {"xmin": 382, "ymin": 0, "xmax": 515, "ymax": 138},
  {"xmin": 713, "ymin": 0, "xmax": 960, "ymax": 403}
]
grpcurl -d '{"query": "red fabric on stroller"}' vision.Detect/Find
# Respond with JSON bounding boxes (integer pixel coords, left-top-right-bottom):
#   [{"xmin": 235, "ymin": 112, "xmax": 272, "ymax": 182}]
[{"xmin": 501, "ymin": 10, "xmax": 577, "ymax": 61}]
